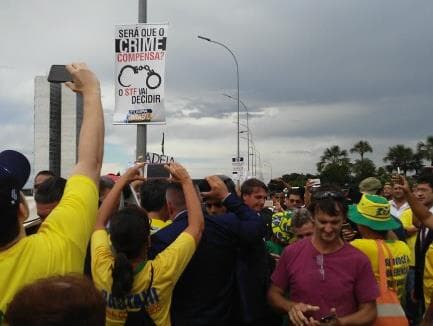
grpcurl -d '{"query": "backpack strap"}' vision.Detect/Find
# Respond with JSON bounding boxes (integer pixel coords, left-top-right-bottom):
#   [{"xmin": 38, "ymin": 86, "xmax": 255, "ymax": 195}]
[
  {"xmin": 375, "ymin": 240, "xmax": 397, "ymax": 291},
  {"xmin": 375, "ymin": 240, "xmax": 388, "ymax": 294}
]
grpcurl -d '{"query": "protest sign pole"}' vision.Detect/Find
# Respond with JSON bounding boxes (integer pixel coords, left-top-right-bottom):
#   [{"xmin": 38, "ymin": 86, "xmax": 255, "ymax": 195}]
[{"xmin": 136, "ymin": 0, "xmax": 147, "ymax": 161}]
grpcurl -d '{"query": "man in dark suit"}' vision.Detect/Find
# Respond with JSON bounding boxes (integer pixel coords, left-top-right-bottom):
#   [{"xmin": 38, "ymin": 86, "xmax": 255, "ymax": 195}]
[
  {"xmin": 238, "ymin": 178, "xmax": 280, "ymax": 326},
  {"xmin": 149, "ymin": 176, "xmax": 264, "ymax": 326}
]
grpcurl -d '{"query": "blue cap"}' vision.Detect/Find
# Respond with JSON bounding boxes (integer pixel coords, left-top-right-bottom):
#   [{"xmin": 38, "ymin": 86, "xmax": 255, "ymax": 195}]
[
  {"xmin": 0, "ymin": 150, "xmax": 30, "ymax": 210},
  {"xmin": 0, "ymin": 150, "xmax": 30, "ymax": 189}
]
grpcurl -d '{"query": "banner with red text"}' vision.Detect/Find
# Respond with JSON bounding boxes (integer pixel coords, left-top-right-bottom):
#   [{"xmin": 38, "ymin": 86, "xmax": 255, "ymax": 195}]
[{"xmin": 114, "ymin": 23, "xmax": 168, "ymax": 124}]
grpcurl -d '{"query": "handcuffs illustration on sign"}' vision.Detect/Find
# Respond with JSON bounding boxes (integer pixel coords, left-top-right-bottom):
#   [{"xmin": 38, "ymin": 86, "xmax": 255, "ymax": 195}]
[{"xmin": 118, "ymin": 65, "xmax": 162, "ymax": 89}]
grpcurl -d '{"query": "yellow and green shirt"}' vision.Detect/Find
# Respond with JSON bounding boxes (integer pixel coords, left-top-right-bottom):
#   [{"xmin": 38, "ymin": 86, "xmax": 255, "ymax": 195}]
[
  {"xmin": 0, "ymin": 175, "xmax": 98, "ymax": 320},
  {"xmin": 351, "ymin": 239, "xmax": 410, "ymax": 301},
  {"xmin": 91, "ymin": 230, "xmax": 196, "ymax": 326},
  {"xmin": 150, "ymin": 218, "xmax": 172, "ymax": 235}
]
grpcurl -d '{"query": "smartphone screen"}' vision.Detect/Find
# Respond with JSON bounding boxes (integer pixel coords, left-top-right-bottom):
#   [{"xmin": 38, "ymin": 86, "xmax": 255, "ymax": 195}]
[
  {"xmin": 320, "ymin": 315, "xmax": 337, "ymax": 323},
  {"xmin": 264, "ymin": 200, "xmax": 274, "ymax": 208},
  {"xmin": 129, "ymin": 184, "xmax": 141, "ymax": 207},
  {"xmin": 145, "ymin": 163, "xmax": 170, "ymax": 179},
  {"xmin": 47, "ymin": 65, "xmax": 73, "ymax": 83},
  {"xmin": 192, "ymin": 179, "xmax": 211, "ymax": 192}
]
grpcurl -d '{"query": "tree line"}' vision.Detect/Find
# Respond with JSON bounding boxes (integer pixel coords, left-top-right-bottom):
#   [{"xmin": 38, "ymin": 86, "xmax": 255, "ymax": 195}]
[{"xmin": 268, "ymin": 136, "xmax": 433, "ymax": 190}]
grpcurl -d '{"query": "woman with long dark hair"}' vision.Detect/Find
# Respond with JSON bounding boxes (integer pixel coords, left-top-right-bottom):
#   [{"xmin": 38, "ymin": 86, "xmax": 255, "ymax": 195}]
[{"xmin": 91, "ymin": 163, "xmax": 204, "ymax": 325}]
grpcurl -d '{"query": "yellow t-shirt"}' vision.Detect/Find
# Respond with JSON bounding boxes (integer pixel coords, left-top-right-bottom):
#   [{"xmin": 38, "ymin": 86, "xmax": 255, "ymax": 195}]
[
  {"xmin": 400, "ymin": 209, "xmax": 416, "ymax": 267},
  {"xmin": 0, "ymin": 175, "xmax": 98, "ymax": 315},
  {"xmin": 423, "ymin": 244, "xmax": 433, "ymax": 308},
  {"xmin": 351, "ymin": 239, "xmax": 410, "ymax": 300},
  {"xmin": 91, "ymin": 230, "xmax": 196, "ymax": 326}
]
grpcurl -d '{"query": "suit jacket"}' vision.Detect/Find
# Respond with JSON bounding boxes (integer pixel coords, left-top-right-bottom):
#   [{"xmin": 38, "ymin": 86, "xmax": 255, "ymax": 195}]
[{"xmin": 149, "ymin": 193, "xmax": 265, "ymax": 326}]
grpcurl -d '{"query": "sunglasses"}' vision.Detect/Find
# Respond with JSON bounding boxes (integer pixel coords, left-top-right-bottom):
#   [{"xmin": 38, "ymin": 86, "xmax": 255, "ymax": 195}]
[
  {"xmin": 316, "ymin": 254, "xmax": 325, "ymax": 281},
  {"xmin": 312, "ymin": 191, "xmax": 344, "ymax": 201}
]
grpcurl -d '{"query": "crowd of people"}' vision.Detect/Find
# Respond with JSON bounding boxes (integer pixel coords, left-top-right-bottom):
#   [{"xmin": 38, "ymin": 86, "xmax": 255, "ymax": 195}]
[{"xmin": 1, "ymin": 63, "xmax": 433, "ymax": 326}]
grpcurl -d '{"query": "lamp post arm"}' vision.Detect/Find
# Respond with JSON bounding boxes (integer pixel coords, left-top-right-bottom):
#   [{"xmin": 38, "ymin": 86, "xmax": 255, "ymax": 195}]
[
  {"xmin": 198, "ymin": 35, "xmax": 241, "ymax": 176},
  {"xmin": 205, "ymin": 39, "xmax": 240, "ymax": 161}
]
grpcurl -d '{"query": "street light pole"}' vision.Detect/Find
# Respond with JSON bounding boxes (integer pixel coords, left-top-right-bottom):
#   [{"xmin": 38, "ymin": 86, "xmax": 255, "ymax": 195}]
[
  {"xmin": 239, "ymin": 130, "xmax": 250, "ymax": 172},
  {"xmin": 263, "ymin": 161, "xmax": 273, "ymax": 183},
  {"xmin": 250, "ymin": 145, "xmax": 257, "ymax": 176},
  {"xmin": 249, "ymin": 140, "xmax": 261, "ymax": 178},
  {"xmin": 137, "ymin": 0, "xmax": 147, "ymax": 161},
  {"xmin": 223, "ymin": 94, "xmax": 249, "ymax": 173},
  {"xmin": 250, "ymin": 151, "xmax": 255, "ymax": 176},
  {"xmin": 256, "ymin": 150, "xmax": 261, "ymax": 179},
  {"xmin": 198, "ymin": 35, "xmax": 240, "ymax": 164}
]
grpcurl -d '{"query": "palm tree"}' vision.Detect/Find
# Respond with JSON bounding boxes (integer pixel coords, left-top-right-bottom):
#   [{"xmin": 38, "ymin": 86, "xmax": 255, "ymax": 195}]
[
  {"xmin": 317, "ymin": 146, "xmax": 351, "ymax": 185},
  {"xmin": 417, "ymin": 136, "xmax": 433, "ymax": 166},
  {"xmin": 383, "ymin": 145, "xmax": 414, "ymax": 175},
  {"xmin": 317, "ymin": 145, "xmax": 350, "ymax": 172},
  {"xmin": 409, "ymin": 152, "xmax": 425, "ymax": 175},
  {"xmin": 350, "ymin": 141, "xmax": 373, "ymax": 163},
  {"xmin": 352, "ymin": 158, "xmax": 376, "ymax": 182},
  {"xmin": 321, "ymin": 145, "xmax": 349, "ymax": 163}
]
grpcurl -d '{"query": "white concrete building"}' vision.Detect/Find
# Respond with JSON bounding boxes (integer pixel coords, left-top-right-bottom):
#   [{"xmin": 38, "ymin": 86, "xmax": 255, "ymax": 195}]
[{"xmin": 34, "ymin": 77, "xmax": 82, "ymax": 179}]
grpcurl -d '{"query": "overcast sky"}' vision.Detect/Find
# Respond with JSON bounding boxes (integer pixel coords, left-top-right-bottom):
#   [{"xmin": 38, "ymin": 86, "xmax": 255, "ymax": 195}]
[{"xmin": 1, "ymin": 0, "xmax": 432, "ymax": 182}]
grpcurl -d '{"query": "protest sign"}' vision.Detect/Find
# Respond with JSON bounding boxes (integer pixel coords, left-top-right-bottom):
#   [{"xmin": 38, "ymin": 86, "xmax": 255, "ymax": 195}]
[
  {"xmin": 232, "ymin": 157, "xmax": 245, "ymax": 181},
  {"xmin": 114, "ymin": 23, "xmax": 168, "ymax": 124}
]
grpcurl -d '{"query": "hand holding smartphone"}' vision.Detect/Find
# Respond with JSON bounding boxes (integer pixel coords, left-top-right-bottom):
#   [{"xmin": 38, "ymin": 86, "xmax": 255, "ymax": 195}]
[
  {"xmin": 311, "ymin": 178, "xmax": 321, "ymax": 188},
  {"xmin": 391, "ymin": 166, "xmax": 403, "ymax": 185},
  {"xmin": 145, "ymin": 163, "xmax": 171, "ymax": 179},
  {"xmin": 341, "ymin": 222, "xmax": 357, "ymax": 241},
  {"xmin": 193, "ymin": 179, "xmax": 211, "ymax": 192},
  {"xmin": 47, "ymin": 65, "xmax": 73, "ymax": 83},
  {"xmin": 320, "ymin": 314, "xmax": 337, "ymax": 323}
]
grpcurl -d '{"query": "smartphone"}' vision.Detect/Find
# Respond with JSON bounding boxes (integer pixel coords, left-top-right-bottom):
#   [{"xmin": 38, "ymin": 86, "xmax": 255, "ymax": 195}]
[
  {"xmin": 145, "ymin": 163, "xmax": 170, "ymax": 179},
  {"xmin": 47, "ymin": 65, "xmax": 73, "ymax": 83},
  {"xmin": 193, "ymin": 179, "xmax": 211, "ymax": 192},
  {"xmin": 392, "ymin": 167, "xmax": 403, "ymax": 185},
  {"xmin": 341, "ymin": 222, "xmax": 352, "ymax": 233},
  {"xmin": 320, "ymin": 314, "xmax": 337, "ymax": 323},
  {"xmin": 311, "ymin": 178, "xmax": 321, "ymax": 188},
  {"xmin": 129, "ymin": 184, "xmax": 141, "ymax": 207},
  {"xmin": 264, "ymin": 200, "xmax": 274, "ymax": 208}
]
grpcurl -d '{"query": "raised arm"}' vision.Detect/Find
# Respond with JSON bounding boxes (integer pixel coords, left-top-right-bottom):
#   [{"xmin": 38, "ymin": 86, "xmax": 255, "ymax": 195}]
[
  {"xmin": 304, "ymin": 179, "xmax": 317, "ymax": 208},
  {"xmin": 65, "ymin": 63, "xmax": 104, "ymax": 184},
  {"xmin": 202, "ymin": 176, "xmax": 265, "ymax": 242},
  {"xmin": 94, "ymin": 164, "xmax": 145, "ymax": 230},
  {"xmin": 166, "ymin": 163, "xmax": 204, "ymax": 244}
]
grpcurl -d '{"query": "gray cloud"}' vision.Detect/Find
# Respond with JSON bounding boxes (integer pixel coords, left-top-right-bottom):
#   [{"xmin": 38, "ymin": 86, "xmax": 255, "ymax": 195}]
[{"xmin": 1, "ymin": 0, "xmax": 432, "ymax": 180}]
